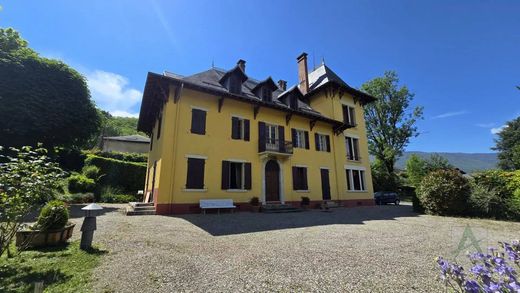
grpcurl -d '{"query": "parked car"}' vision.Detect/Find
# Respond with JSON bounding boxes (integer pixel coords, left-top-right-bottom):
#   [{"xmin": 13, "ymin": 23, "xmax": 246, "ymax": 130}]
[{"xmin": 374, "ymin": 191, "xmax": 400, "ymax": 205}]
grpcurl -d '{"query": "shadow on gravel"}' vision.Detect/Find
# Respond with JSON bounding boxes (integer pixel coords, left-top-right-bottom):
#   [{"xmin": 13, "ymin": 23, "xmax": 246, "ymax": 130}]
[{"xmin": 175, "ymin": 204, "xmax": 419, "ymax": 236}]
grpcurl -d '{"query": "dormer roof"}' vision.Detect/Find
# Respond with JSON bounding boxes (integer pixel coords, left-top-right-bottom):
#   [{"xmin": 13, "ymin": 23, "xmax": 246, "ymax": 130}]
[
  {"xmin": 218, "ymin": 64, "xmax": 248, "ymax": 85},
  {"xmin": 251, "ymin": 77, "xmax": 278, "ymax": 93}
]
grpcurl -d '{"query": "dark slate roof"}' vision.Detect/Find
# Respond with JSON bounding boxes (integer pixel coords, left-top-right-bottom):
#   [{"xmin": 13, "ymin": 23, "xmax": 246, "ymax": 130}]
[
  {"xmin": 307, "ymin": 64, "xmax": 376, "ymax": 103},
  {"xmin": 103, "ymin": 135, "xmax": 150, "ymax": 143},
  {"xmin": 138, "ymin": 62, "xmax": 376, "ymax": 134}
]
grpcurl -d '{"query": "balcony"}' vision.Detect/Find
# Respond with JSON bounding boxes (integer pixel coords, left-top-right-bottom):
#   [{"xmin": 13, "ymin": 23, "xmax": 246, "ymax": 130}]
[{"xmin": 258, "ymin": 138, "xmax": 293, "ymax": 157}]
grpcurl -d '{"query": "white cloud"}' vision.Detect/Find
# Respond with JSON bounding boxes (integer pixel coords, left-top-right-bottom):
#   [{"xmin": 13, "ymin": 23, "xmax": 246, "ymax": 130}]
[
  {"xmin": 86, "ymin": 70, "xmax": 142, "ymax": 118},
  {"xmin": 475, "ymin": 123, "xmax": 495, "ymax": 128},
  {"xmin": 110, "ymin": 110, "xmax": 139, "ymax": 118},
  {"xmin": 432, "ymin": 110, "xmax": 468, "ymax": 119},
  {"xmin": 491, "ymin": 125, "xmax": 507, "ymax": 134}
]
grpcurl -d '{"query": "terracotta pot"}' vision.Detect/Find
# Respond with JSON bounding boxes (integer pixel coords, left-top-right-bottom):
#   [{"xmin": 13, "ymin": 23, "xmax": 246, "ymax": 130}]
[{"xmin": 16, "ymin": 223, "xmax": 75, "ymax": 248}]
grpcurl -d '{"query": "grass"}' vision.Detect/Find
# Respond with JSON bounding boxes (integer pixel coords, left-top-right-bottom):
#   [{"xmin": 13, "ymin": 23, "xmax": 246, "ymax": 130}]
[{"xmin": 0, "ymin": 241, "xmax": 106, "ymax": 293}]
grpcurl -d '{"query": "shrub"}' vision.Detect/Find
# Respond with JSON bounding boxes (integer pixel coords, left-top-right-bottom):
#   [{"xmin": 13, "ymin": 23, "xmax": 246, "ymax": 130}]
[
  {"xmin": 36, "ymin": 200, "xmax": 69, "ymax": 231},
  {"xmin": 87, "ymin": 151, "xmax": 147, "ymax": 163},
  {"xmin": 68, "ymin": 174, "xmax": 96, "ymax": 193},
  {"xmin": 472, "ymin": 170, "xmax": 520, "ymax": 220},
  {"xmin": 84, "ymin": 155, "xmax": 146, "ymax": 193},
  {"xmin": 249, "ymin": 197, "xmax": 260, "ymax": 206},
  {"xmin": 99, "ymin": 186, "xmax": 136, "ymax": 203},
  {"xmin": 417, "ymin": 169, "xmax": 471, "ymax": 216},
  {"xmin": 301, "ymin": 196, "xmax": 310, "ymax": 206},
  {"xmin": 82, "ymin": 165, "xmax": 100, "ymax": 180},
  {"xmin": 59, "ymin": 193, "xmax": 95, "ymax": 204}
]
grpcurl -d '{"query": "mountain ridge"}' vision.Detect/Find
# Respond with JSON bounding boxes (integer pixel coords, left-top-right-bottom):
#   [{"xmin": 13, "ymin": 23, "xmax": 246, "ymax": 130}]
[{"xmin": 394, "ymin": 151, "xmax": 498, "ymax": 173}]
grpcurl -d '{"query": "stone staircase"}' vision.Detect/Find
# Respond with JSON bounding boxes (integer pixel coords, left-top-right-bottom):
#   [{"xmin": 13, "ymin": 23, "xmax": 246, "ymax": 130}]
[
  {"xmin": 261, "ymin": 203, "xmax": 302, "ymax": 213},
  {"xmin": 321, "ymin": 201, "xmax": 342, "ymax": 209},
  {"xmin": 125, "ymin": 202, "xmax": 156, "ymax": 216}
]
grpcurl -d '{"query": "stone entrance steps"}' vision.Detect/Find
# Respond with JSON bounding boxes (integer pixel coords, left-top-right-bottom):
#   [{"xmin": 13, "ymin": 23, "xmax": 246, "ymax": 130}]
[
  {"xmin": 125, "ymin": 202, "xmax": 156, "ymax": 216},
  {"xmin": 261, "ymin": 203, "xmax": 302, "ymax": 213}
]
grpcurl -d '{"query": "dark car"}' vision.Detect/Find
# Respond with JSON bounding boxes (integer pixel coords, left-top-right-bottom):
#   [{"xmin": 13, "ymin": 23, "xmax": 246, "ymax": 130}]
[{"xmin": 374, "ymin": 191, "xmax": 400, "ymax": 205}]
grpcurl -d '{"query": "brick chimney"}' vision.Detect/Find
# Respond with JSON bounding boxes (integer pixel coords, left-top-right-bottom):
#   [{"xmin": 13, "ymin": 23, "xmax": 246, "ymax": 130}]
[
  {"xmin": 297, "ymin": 52, "xmax": 309, "ymax": 95},
  {"xmin": 237, "ymin": 59, "xmax": 246, "ymax": 73},
  {"xmin": 278, "ymin": 79, "xmax": 287, "ymax": 91}
]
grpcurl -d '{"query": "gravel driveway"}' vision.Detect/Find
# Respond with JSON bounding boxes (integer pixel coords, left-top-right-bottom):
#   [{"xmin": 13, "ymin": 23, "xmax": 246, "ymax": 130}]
[{"xmin": 68, "ymin": 204, "xmax": 520, "ymax": 292}]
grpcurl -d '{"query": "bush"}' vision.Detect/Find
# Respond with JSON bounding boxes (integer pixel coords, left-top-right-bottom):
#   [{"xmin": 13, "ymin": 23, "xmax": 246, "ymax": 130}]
[
  {"xmin": 84, "ymin": 155, "xmax": 146, "ymax": 193},
  {"xmin": 36, "ymin": 200, "xmax": 69, "ymax": 231},
  {"xmin": 67, "ymin": 174, "xmax": 96, "ymax": 193},
  {"xmin": 99, "ymin": 186, "xmax": 136, "ymax": 203},
  {"xmin": 417, "ymin": 169, "xmax": 471, "ymax": 216},
  {"xmin": 87, "ymin": 151, "xmax": 147, "ymax": 163},
  {"xmin": 301, "ymin": 196, "xmax": 310, "ymax": 206},
  {"xmin": 249, "ymin": 197, "xmax": 260, "ymax": 206},
  {"xmin": 82, "ymin": 165, "xmax": 100, "ymax": 180},
  {"xmin": 58, "ymin": 193, "xmax": 95, "ymax": 204},
  {"xmin": 471, "ymin": 170, "xmax": 520, "ymax": 220}
]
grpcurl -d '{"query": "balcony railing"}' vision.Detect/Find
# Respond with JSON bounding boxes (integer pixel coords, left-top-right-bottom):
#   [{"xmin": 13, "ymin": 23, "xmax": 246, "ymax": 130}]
[{"xmin": 259, "ymin": 138, "xmax": 293, "ymax": 155}]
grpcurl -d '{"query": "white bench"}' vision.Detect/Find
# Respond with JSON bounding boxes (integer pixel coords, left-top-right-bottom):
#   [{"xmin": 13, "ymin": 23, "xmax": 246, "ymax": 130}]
[{"xmin": 199, "ymin": 199, "xmax": 236, "ymax": 214}]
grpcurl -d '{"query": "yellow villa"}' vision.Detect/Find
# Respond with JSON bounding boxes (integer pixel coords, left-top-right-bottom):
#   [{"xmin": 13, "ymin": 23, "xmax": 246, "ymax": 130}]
[{"xmin": 137, "ymin": 53, "xmax": 376, "ymax": 214}]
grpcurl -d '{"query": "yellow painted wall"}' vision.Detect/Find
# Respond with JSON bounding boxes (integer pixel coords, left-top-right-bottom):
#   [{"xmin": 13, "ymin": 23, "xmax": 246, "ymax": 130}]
[{"xmin": 144, "ymin": 84, "xmax": 374, "ymax": 205}]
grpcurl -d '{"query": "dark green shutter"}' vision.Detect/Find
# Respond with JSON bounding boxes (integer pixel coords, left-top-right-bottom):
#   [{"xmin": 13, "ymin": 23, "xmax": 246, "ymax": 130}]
[
  {"xmin": 278, "ymin": 125, "xmax": 285, "ymax": 152},
  {"xmin": 314, "ymin": 133, "xmax": 319, "ymax": 150},
  {"xmin": 302, "ymin": 168, "xmax": 308, "ymax": 190},
  {"xmin": 326, "ymin": 135, "xmax": 331, "ymax": 152},
  {"xmin": 244, "ymin": 162, "xmax": 252, "ymax": 189},
  {"xmin": 292, "ymin": 167, "xmax": 298, "ymax": 190},
  {"xmin": 186, "ymin": 158, "xmax": 205, "ymax": 189},
  {"xmin": 231, "ymin": 117, "xmax": 239, "ymax": 139},
  {"xmin": 304, "ymin": 131, "xmax": 309, "ymax": 149},
  {"xmin": 244, "ymin": 119, "xmax": 250, "ymax": 141},
  {"xmin": 291, "ymin": 128, "xmax": 297, "ymax": 147},
  {"xmin": 258, "ymin": 122, "xmax": 266, "ymax": 152},
  {"xmin": 221, "ymin": 161, "xmax": 230, "ymax": 189},
  {"xmin": 191, "ymin": 109, "xmax": 206, "ymax": 135}
]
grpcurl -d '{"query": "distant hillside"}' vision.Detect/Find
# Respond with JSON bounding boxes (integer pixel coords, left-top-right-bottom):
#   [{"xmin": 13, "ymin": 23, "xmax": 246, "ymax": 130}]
[{"xmin": 395, "ymin": 151, "xmax": 498, "ymax": 173}]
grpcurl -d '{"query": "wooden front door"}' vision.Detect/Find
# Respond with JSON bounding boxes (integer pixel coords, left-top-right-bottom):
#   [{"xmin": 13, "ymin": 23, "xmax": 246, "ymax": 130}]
[
  {"xmin": 321, "ymin": 168, "xmax": 331, "ymax": 200},
  {"xmin": 265, "ymin": 160, "xmax": 280, "ymax": 202}
]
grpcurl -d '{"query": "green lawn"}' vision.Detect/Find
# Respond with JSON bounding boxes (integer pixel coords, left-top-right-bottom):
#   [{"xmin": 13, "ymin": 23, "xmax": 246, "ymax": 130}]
[{"xmin": 0, "ymin": 241, "xmax": 105, "ymax": 293}]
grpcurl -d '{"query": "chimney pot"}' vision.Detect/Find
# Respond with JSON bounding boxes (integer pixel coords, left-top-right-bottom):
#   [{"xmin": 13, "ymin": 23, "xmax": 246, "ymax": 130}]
[
  {"xmin": 297, "ymin": 52, "xmax": 309, "ymax": 95},
  {"xmin": 278, "ymin": 79, "xmax": 287, "ymax": 91},
  {"xmin": 237, "ymin": 59, "xmax": 246, "ymax": 72}
]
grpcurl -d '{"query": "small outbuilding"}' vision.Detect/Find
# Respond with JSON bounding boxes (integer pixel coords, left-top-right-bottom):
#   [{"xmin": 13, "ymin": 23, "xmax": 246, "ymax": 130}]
[{"xmin": 102, "ymin": 135, "xmax": 150, "ymax": 154}]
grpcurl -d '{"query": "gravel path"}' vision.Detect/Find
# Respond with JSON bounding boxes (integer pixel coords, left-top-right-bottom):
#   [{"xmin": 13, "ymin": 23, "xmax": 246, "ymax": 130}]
[{"xmin": 68, "ymin": 204, "xmax": 520, "ymax": 292}]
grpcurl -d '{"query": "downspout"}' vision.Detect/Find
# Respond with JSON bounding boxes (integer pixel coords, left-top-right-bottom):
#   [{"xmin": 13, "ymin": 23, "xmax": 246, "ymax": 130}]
[
  {"xmin": 330, "ymin": 95, "xmax": 341, "ymax": 202},
  {"xmin": 168, "ymin": 82, "xmax": 183, "ymax": 214}
]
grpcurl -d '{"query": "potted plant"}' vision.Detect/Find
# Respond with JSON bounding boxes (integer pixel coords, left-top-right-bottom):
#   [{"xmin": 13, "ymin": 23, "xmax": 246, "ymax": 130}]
[
  {"xmin": 301, "ymin": 196, "xmax": 310, "ymax": 210},
  {"xmin": 16, "ymin": 200, "xmax": 75, "ymax": 249},
  {"xmin": 249, "ymin": 197, "xmax": 261, "ymax": 212}
]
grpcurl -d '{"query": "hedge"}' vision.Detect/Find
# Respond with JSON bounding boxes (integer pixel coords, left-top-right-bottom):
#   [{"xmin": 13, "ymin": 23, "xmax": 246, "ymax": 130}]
[
  {"xmin": 86, "ymin": 151, "xmax": 147, "ymax": 163},
  {"xmin": 84, "ymin": 154, "xmax": 146, "ymax": 193}
]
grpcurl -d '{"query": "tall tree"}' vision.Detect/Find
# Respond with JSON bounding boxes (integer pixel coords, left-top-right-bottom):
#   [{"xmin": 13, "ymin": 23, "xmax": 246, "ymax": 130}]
[
  {"xmin": 492, "ymin": 117, "xmax": 520, "ymax": 170},
  {"xmin": 361, "ymin": 71, "xmax": 423, "ymax": 174},
  {"xmin": 406, "ymin": 154, "xmax": 427, "ymax": 187},
  {"xmin": 0, "ymin": 28, "xmax": 100, "ymax": 148}
]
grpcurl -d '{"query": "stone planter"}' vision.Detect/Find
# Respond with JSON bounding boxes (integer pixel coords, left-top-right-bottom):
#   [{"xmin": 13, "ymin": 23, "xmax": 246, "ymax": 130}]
[{"xmin": 16, "ymin": 223, "xmax": 75, "ymax": 249}]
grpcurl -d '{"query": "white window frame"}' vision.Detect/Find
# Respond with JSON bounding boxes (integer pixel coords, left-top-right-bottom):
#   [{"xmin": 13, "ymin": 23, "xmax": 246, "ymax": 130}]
[
  {"xmin": 345, "ymin": 136, "xmax": 360, "ymax": 161},
  {"xmin": 345, "ymin": 166, "xmax": 366, "ymax": 192},
  {"xmin": 317, "ymin": 133, "xmax": 328, "ymax": 152},
  {"xmin": 294, "ymin": 129, "xmax": 306, "ymax": 149},
  {"xmin": 266, "ymin": 123, "xmax": 279, "ymax": 150},
  {"xmin": 228, "ymin": 161, "xmax": 245, "ymax": 190},
  {"xmin": 342, "ymin": 104, "xmax": 356, "ymax": 126}
]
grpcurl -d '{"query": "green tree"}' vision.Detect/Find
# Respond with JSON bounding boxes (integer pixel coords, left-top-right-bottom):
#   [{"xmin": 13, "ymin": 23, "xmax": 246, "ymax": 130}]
[
  {"xmin": 492, "ymin": 117, "xmax": 520, "ymax": 170},
  {"xmin": 0, "ymin": 28, "xmax": 100, "ymax": 148},
  {"xmin": 0, "ymin": 146, "xmax": 65, "ymax": 256},
  {"xmin": 405, "ymin": 154, "xmax": 427, "ymax": 187},
  {"xmin": 425, "ymin": 153, "xmax": 453, "ymax": 171},
  {"xmin": 361, "ymin": 71, "xmax": 423, "ymax": 174}
]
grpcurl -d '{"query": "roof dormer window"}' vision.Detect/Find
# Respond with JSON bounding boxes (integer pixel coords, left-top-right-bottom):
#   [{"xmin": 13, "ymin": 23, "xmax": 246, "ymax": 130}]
[
  {"xmin": 227, "ymin": 75, "xmax": 242, "ymax": 94},
  {"xmin": 261, "ymin": 87, "xmax": 272, "ymax": 102}
]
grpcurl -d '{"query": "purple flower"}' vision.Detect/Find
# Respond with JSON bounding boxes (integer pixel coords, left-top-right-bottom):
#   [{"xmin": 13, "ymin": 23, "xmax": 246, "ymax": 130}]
[{"xmin": 464, "ymin": 280, "xmax": 481, "ymax": 293}]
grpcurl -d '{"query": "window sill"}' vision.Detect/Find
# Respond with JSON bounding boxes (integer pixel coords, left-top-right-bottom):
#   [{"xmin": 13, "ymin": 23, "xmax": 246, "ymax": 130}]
[
  {"xmin": 183, "ymin": 188, "xmax": 207, "ymax": 192},
  {"xmin": 347, "ymin": 190, "xmax": 367, "ymax": 193},
  {"xmin": 226, "ymin": 189, "xmax": 249, "ymax": 193},
  {"xmin": 347, "ymin": 159, "xmax": 362, "ymax": 162},
  {"xmin": 295, "ymin": 190, "xmax": 310, "ymax": 193}
]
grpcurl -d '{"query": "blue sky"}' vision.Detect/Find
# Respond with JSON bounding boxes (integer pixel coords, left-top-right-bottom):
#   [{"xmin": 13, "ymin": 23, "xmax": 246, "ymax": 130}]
[{"xmin": 2, "ymin": 0, "xmax": 519, "ymax": 153}]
